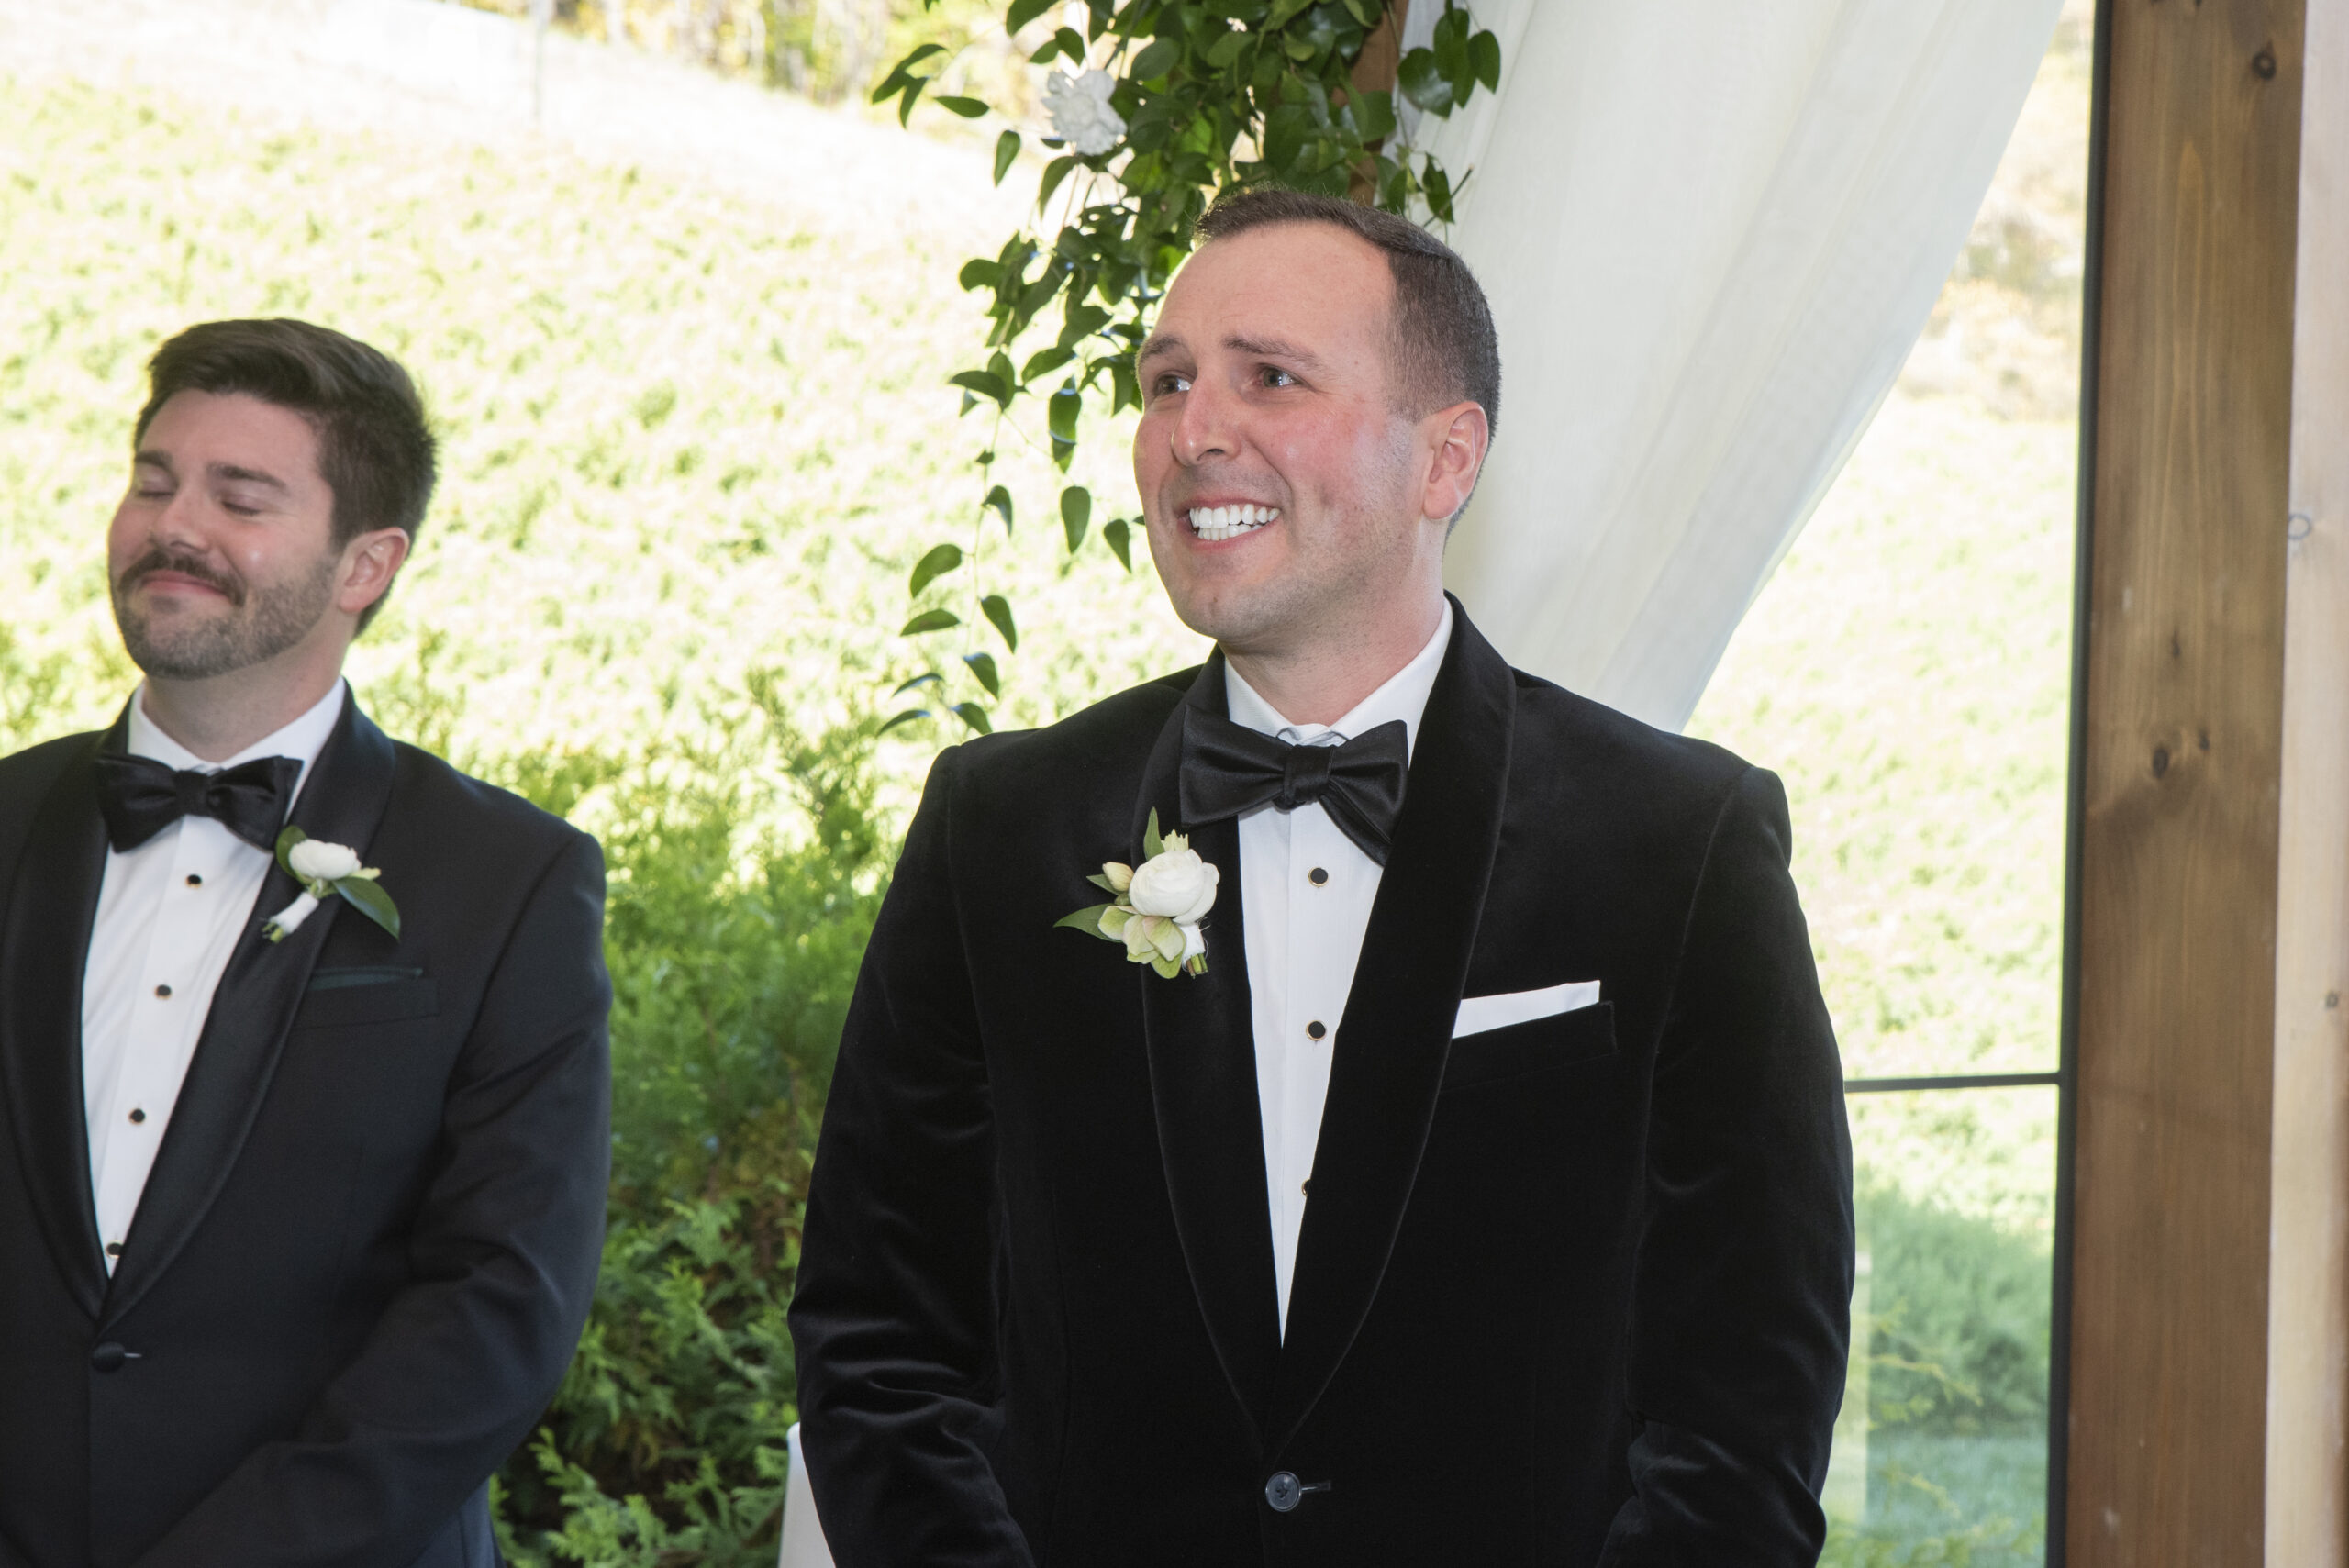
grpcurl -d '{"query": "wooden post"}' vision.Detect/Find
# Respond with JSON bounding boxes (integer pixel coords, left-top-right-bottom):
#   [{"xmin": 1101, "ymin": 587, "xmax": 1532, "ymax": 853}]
[
  {"xmin": 2266, "ymin": 0, "xmax": 2349, "ymax": 1558},
  {"xmin": 2066, "ymin": 0, "xmax": 2306, "ymax": 1561}
]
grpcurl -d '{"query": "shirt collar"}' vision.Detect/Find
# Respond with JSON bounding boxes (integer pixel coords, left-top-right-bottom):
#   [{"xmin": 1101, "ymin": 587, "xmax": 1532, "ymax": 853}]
[
  {"xmin": 127, "ymin": 678, "xmax": 349, "ymax": 806},
  {"xmin": 1223, "ymin": 598, "xmax": 1453, "ymax": 762}
]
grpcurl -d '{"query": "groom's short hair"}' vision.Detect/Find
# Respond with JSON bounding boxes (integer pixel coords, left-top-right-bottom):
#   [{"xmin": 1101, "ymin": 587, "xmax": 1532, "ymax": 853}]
[
  {"xmin": 1194, "ymin": 186, "xmax": 1501, "ymax": 440},
  {"xmin": 136, "ymin": 319, "xmax": 437, "ymax": 632}
]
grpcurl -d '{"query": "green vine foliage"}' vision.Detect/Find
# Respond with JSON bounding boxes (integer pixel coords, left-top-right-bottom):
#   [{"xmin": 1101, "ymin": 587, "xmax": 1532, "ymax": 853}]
[{"xmin": 875, "ymin": 0, "xmax": 1502, "ymax": 736}]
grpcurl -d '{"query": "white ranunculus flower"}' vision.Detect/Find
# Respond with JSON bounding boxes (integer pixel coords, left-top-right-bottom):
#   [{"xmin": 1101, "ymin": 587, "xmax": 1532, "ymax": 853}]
[
  {"xmin": 1127, "ymin": 846, "xmax": 1218, "ymax": 922},
  {"xmin": 1045, "ymin": 70, "xmax": 1127, "ymax": 157},
  {"xmin": 288, "ymin": 839, "xmax": 363, "ymax": 883}
]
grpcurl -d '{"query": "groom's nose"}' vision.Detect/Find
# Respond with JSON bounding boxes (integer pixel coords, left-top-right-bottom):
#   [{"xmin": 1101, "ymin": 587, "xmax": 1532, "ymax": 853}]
[{"xmin": 1172, "ymin": 374, "xmax": 1240, "ymax": 467}]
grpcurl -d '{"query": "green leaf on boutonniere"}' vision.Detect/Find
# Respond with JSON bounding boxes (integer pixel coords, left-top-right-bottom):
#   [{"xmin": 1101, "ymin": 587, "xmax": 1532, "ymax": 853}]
[
  {"xmin": 1143, "ymin": 808, "xmax": 1165, "ymax": 861},
  {"xmin": 335, "ymin": 873, "xmax": 400, "ymax": 940},
  {"xmin": 1055, "ymin": 902, "xmax": 1120, "ymax": 940}
]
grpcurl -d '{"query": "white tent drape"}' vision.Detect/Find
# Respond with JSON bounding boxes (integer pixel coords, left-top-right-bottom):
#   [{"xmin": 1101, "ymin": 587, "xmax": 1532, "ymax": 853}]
[{"xmin": 1417, "ymin": 0, "xmax": 2066, "ymax": 731}]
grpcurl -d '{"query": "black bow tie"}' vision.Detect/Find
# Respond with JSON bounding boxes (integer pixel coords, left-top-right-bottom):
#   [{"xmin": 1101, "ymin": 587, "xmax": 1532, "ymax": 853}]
[
  {"xmin": 93, "ymin": 752, "xmax": 302, "ymax": 854},
  {"xmin": 1178, "ymin": 708, "xmax": 1410, "ymax": 865}
]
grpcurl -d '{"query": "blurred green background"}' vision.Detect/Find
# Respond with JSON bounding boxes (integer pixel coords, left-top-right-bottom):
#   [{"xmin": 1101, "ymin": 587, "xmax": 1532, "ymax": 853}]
[{"xmin": 0, "ymin": 0, "xmax": 2088, "ymax": 1558}]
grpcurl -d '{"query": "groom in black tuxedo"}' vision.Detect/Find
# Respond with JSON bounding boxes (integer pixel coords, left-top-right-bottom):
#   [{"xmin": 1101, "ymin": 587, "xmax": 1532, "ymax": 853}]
[
  {"xmin": 0, "ymin": 319, "xmax": 611, "ymax": 1567},
  {"xmin": 791, "ymin": 190, "xmax": 1854, "ymax": 1565}
]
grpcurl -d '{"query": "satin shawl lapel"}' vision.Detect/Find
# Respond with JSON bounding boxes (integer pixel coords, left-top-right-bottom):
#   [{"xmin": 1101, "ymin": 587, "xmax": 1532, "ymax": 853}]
[
  {"xmin": 103, "ymin": 700, "xmax": 397, "ymax": 1326},
  {"xmin": 1267, "ymin": 604, "xmax": 1516, "ymax": 1451},
  {"xmin": 1139, "ymin": 653, "xmax": 1281, "ymax": 1435},
  {"xmin": 0, "ymin": 718, "xmax": 127, "ymax": 1318}
]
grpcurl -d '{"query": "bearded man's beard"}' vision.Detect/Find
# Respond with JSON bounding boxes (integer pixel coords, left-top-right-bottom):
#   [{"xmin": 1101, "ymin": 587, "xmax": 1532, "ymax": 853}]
[{"xmin": 112, "ymin": 546, "xmax": 340, "ymax": 681}]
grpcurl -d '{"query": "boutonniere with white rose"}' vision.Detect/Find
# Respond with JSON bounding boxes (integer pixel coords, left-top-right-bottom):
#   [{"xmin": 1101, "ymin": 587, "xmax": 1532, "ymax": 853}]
[
  {"xmin": 1056, "ymin": 810, "xmax": 1218, "ymax": 978},
  {"xmin": 262, "ymin": 826, "xmax": 400, "ymax": 943}
]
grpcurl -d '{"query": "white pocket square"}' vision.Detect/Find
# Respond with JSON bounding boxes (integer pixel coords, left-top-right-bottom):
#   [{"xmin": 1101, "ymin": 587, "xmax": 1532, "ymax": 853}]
[{"xmin": 1452, "ymin": 980, "xmax": 1602, "ymax": 1040}]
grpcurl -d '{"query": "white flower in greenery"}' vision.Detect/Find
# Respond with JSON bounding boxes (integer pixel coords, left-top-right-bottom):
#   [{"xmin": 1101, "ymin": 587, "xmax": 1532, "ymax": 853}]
[
  {"xmin": 1045, "ymin": 70, "xmax": 1127, "ymax": 157},
  {"xmin": 287, "ymin": 839, "xmax": 362, "ymax": 883},
  {"xmin": 1126, "ymin": 844, "xmax": 1218, "ymax": 924},
  {"xmin": 1056, "ymin": 810, "xmax": 1215, "ymax": 978},
  {"xmin": 263, "ymin": 828, "xmax": 399, "ymax": 945}
]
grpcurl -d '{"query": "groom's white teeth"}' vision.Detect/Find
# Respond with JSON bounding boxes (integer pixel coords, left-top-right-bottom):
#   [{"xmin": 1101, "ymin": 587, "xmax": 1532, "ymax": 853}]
[{"xmin": 1186, "ymin": 504, "xmax": 1281, "ymax": 540}]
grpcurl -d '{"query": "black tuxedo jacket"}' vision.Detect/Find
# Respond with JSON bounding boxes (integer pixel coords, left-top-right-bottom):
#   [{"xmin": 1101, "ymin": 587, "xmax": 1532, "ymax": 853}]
[
  {"xmin": 790, "ymin": 605, "xmax": 1854, "ymax": 1567},
  {"xmin": 0, "ymin": 697, "xmax": 612, "ymax": 1568}
]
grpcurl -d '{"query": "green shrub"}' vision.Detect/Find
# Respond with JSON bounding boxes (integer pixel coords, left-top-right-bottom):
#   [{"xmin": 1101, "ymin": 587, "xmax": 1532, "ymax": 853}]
[
  {"xmin": 485, "ymin": 705, "xmax": 892, "ymax": 1564},
  {"xmin": 1825, "ymin": 1180, "xmax": 2053, "ymax": 1567},
  {"xmin": 1863, "ymin": 1180, "xmax": 2052, "ymax": 1439}
]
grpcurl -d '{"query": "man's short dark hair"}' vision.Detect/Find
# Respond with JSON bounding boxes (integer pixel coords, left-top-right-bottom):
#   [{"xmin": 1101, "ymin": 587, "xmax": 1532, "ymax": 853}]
[
  {"xmin": 136, "ymin": 318, "xmax": 437, "ymax": 633},
  {"xmin": 1193, "ymin": 186, "xmax": 1501, "ymax": 441}
]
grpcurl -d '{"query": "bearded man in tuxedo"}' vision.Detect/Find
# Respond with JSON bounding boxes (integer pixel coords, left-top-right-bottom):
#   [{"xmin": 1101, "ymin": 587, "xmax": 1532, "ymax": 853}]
[
  {"xmin": 789, "ymin": 189, "xmax": 1854, "ymax": 1566},
  {"xmin": 0, "ymin": 319, "xmax": 611, "ymax": 1567}
]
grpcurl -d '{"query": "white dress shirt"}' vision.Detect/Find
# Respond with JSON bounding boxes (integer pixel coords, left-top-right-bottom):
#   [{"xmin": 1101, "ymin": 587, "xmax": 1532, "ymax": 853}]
[
  {"xmin": 81, "ymin": 680, "xmax": 347, "ymax": 1272},
  {"xmin": 1226, "ymin": 600, "xmax": 1453, "ymax": 1335}
]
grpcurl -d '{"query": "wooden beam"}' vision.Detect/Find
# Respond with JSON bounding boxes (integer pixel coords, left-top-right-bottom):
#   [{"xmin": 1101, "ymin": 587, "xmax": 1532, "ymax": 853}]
[
  {"xmin": 2266, "ymin": 0, "xmax": 2349, "ymax": 1557},
  {"xmin": 2066, "ymin": 0, "xmax": 2305, "ymax": 1560}
]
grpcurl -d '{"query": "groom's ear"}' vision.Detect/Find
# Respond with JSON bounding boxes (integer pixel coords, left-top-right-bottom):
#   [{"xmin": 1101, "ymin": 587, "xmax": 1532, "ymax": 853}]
[{"xmin": 1421, "ymin": 399, "xmax": 1490, "ymax": 530}]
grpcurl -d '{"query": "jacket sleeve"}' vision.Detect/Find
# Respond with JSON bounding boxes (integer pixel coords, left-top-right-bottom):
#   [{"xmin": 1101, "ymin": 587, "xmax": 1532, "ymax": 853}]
[
  {"xmin": 1602, "ymin": 765, "xmax": 1855, "ymax": 1567},
  {"xmin": 135, "ymin": 830, "xmax": 614, "ymax": 1568},
  {"xmin": 787, "ymin": 749, "xmax": 1035, "ymax": 1568}
]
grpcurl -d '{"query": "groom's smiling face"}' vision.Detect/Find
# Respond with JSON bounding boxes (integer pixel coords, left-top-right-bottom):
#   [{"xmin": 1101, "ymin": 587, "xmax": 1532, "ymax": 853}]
[{"xmin": 1134, "ymin": 221, "xmax": 1433, "ymax": 657}]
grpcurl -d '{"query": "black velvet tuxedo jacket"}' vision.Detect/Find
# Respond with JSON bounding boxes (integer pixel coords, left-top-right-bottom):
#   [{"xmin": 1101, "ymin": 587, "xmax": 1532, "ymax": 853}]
[
  {"xmin": 790, "ymin": 605, "xmax": 1855, "ymax": 1567},
  {"xmin": 0, "ymin": 697, "xmax": 612, "ymax": 1568}
]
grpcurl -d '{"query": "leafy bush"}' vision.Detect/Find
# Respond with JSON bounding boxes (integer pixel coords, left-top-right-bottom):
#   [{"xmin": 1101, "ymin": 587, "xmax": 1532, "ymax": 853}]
[
  {"xmin": 1823, "ymin": 1179, "xmax": 2053, "ymax": 1568},
  {"xmin": 484, "ymin": 701, "xmax": 893, "ymax": 1563},
  {"xmin": 1863, "ymin": 1180, "xmax": 2051, "ymax": 1439}
]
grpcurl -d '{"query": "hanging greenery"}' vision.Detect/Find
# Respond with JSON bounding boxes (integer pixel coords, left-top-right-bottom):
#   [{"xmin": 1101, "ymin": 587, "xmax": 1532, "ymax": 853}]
[{"xmin": 874, "ymin": 0, "xmax": 1503, "ymax": 736}]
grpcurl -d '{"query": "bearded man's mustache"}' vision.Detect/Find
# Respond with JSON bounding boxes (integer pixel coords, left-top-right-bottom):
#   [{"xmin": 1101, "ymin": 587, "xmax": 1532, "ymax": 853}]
[{"xmin": 118, "ymin": 549, "xmax": 246, "ymax": 607}]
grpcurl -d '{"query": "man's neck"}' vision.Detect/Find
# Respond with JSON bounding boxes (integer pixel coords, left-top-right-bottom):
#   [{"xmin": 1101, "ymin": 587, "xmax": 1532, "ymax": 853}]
[
  {"xmin": 1221, "ymin": 593, "xmax": 1447, "ymax": 728},
  {"xmin": 139, "ymin": 664, "xmax": 345, "ymax": 762}
]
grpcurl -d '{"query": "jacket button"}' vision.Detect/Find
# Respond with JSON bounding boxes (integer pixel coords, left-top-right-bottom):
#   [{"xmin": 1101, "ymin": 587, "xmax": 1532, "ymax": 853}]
[
  {"xmin": 90, "ymin": 1341, "xmax": 129, "ymax": 1373},
  {"xmin": 1265, "ymin": 1472, "xmax": 1303, "ymax": 1513}
]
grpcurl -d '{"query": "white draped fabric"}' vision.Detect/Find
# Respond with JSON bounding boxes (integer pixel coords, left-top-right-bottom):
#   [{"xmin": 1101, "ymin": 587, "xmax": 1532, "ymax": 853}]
[{"xmin": 1415, "ymin": 0, "xmax": 2066, "ymax": 730}]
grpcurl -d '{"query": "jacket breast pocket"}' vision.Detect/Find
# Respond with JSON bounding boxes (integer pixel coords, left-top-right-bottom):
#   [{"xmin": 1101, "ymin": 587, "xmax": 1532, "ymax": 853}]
[
  {"xmin": 1440, "ymin": 1001, "xmax": 1617, "ymax": 1093},
  {"xmin": 292, "ymin": 969, "xmax": 438, "ymax": 1030}
]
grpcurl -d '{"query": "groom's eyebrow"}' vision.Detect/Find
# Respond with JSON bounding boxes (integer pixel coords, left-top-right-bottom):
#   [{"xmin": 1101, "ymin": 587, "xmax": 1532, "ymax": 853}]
[
  {"xmin": 1137, "ymin": 330, "xmax": 1328, "ymax": 371},
  {"xmin": 1224, "ymin": 333, "xmax": 1323, "ymax": 370},
  {"xmin": 1137, "ymin": 331, "xmax": 1186, "ymax": 368}
]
